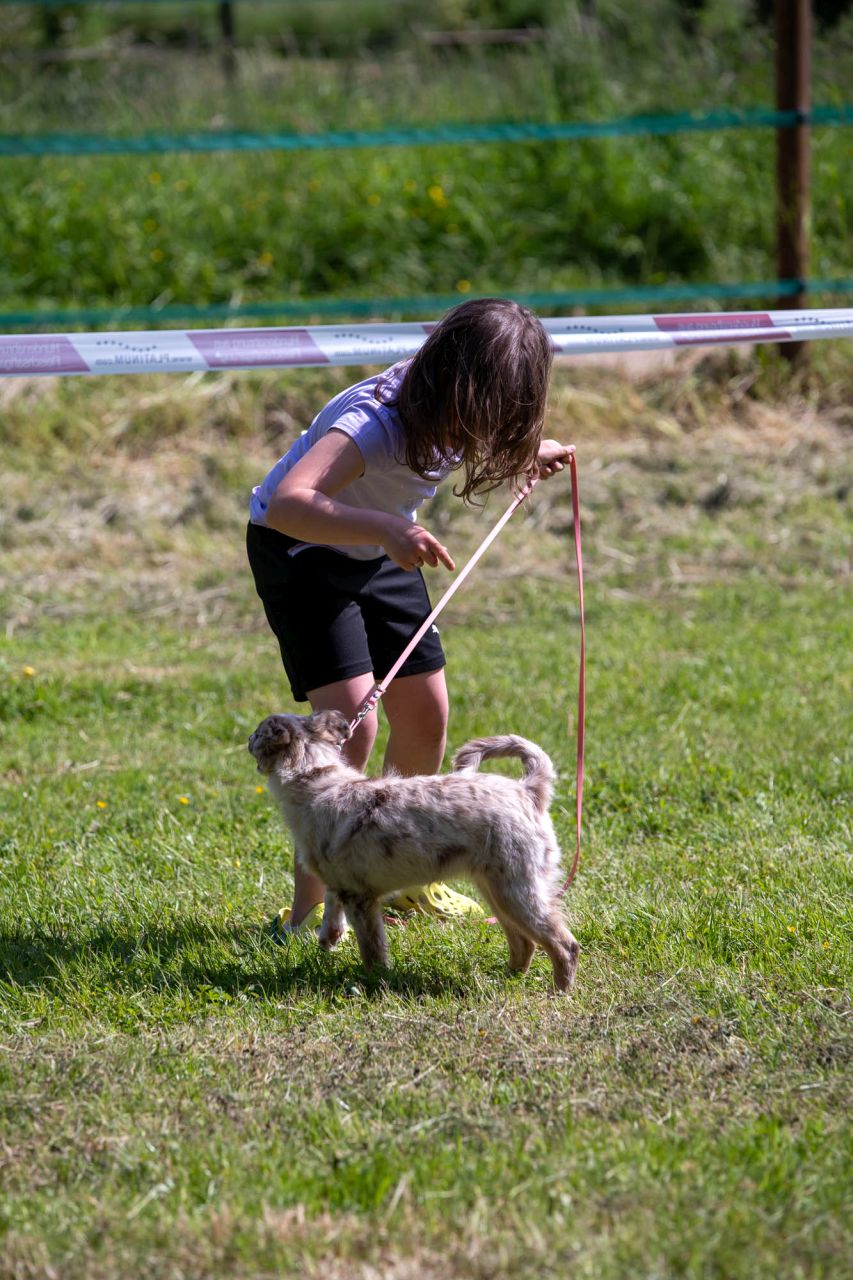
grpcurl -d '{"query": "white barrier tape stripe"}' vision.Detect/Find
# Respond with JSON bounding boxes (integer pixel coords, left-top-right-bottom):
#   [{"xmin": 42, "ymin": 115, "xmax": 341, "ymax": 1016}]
[
  {"xmin": 553, "ymin": 307, "xmax": 852, "ymax": 332},
  {"xmin": 1, "ymin": 309, "xmax": 851, "ymax": 377}
]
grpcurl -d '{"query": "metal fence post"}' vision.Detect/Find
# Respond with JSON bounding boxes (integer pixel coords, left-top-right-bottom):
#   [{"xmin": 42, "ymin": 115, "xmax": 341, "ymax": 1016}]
[
  {"xmin": 219, "ymin": 1, "xmax": 237, "ymax": 82},
  {"xmin": 775, "ymin": 0, "xmax": 811, "ymax": 364}
]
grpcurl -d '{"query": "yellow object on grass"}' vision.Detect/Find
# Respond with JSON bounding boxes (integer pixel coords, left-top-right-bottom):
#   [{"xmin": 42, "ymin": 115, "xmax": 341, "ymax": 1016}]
[{"xmin": 384, "ymin": 883, "xmax": 485, "ymax": 920}]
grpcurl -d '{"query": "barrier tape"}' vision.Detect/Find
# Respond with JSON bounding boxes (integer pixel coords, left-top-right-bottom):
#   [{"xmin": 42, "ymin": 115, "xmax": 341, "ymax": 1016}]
[
  {"xmin": 0, "ymin": 308, "xmax": 851, "ymax": 377},
  {"xmin": 2, "ymin": 105, "xmax": 851, "ymax": 159}
]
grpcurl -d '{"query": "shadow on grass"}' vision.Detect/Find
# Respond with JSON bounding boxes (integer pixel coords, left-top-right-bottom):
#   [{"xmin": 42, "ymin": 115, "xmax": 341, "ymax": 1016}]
[{"xmin": 0, "ymin": 914, "xmax": 502, "ymax": 1008}]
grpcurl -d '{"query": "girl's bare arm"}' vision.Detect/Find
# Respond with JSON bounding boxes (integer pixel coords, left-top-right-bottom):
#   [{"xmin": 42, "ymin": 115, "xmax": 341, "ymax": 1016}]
[{"xmin": 265, "ymin": 430, "xmax": 454, "ymax": 572}]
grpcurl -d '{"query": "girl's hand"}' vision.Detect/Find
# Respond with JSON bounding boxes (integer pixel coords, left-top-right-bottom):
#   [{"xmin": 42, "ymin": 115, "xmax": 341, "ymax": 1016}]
[
  {"xmin": 535, "ymin": 439, "xmax": 575, "ymax": 480},
  {"xmin": 381, "ymin": 515, "xmax": 456, "ymax": 573}
]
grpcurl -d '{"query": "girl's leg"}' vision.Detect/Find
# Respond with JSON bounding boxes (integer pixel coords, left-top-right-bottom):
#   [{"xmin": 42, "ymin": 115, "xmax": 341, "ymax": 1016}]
[
  {"xmin": 285, "ymin": 673, "xmax": 378, "ymax": 925},
  {"xmin": 381, "ymin": 669, "xmax": 449, "ymax": 776},
  {"xmin": 381, "ymin": 669, "xmax": 482, "ymax": 919}
]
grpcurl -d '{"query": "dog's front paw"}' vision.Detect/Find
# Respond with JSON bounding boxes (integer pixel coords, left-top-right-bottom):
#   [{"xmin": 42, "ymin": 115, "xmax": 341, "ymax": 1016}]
[
  {"xmin": 317, "ymin": 919, "xmax": 349, "ymax": 950},
  {"xmin": 317, "ymin": 893, "xmax": 350, "ymax": 950}
]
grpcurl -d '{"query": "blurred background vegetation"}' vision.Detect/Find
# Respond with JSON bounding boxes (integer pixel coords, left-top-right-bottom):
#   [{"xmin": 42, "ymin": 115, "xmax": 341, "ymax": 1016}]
[{"xmin": 0, "ymin": 0, "xmax": 850, "ymax": 322}]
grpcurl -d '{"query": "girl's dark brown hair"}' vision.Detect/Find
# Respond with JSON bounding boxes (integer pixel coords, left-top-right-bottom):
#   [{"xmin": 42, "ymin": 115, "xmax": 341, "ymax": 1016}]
[{"xmin": 384, "ymin": 297, "xmax": 553, "ymax": 504}]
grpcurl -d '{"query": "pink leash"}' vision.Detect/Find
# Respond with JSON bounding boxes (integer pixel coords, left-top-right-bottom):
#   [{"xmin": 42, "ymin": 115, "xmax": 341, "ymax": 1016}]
[{"xmin": 343, "ymin": 454, "xmax": 585, "ymax": 895}]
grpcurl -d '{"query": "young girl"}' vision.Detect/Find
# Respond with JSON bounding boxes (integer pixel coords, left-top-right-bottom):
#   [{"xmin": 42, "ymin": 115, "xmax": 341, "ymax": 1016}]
[{"xmin": 247, "ymin": 297, "xmax": 574, "ymax": 937}]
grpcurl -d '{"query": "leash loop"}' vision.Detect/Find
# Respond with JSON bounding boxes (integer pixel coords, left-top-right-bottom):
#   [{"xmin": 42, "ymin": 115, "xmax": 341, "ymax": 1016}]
[{"xmin": 559, "ymin": 451, "xmax": 585, "ymax": 894}]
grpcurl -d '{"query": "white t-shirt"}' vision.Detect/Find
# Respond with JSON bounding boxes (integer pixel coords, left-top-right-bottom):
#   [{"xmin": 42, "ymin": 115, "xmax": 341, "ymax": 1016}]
[{"xmin": 249, "ymin": 362, "xmax": 457, "ymax": 560}]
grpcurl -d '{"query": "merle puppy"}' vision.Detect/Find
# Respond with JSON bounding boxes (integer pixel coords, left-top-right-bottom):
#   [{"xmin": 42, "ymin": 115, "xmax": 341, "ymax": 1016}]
[{"xmin": 249, "ymin": 710, "xmax": 579, "ymax": 991}]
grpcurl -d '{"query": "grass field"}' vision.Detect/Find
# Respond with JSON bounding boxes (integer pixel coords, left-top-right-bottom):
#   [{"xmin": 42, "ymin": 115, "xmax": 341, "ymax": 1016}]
[{"xmin": 0, "ymin": 348, "xmax": 850, "ymax": 1277}]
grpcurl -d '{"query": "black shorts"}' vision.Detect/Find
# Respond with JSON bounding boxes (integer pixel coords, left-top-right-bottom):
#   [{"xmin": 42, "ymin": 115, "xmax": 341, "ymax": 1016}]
[{"xmin": 246, "ymin": 522, "xmax": 446, "ymax": 703}]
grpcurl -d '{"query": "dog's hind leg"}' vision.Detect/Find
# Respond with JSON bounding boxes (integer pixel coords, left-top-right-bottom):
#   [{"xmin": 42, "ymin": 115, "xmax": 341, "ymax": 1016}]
[
  {"xmin": 532, "ymin": 914, "xmax": 580, "ymax": 993},
  {"xmin": 483, "ymin": 880, "xmax": 579, "ymax": 993},
  {"xmin": 474, "ymin": 878, "xmax": 535, "ymax": 974},
  {"xmin": 341, "ymin": 894, "xmax": 390, "ymax": 971},
  {"xmin": 502, "ymin": 923, "xmax": 536, "ymax": 975}
]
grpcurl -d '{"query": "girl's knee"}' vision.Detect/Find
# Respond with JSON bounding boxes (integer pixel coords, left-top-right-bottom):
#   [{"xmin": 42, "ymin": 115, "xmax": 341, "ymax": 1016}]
[
  {"xmin": 383, "ymin": 672, "xmax": 448, "ymax": 773},
  {"xmin": 406, "ymin": 715, "xmax": 447, "ymax": 760},
  {"xmin": 386, "ymin": 679, "xmax": 448, "ymax": 739}
]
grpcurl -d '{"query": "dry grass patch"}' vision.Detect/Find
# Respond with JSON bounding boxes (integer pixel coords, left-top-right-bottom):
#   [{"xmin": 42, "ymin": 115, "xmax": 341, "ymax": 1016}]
[{"xmin": 1, "ymin": 347, "xmax": 850, "ymax": 639}]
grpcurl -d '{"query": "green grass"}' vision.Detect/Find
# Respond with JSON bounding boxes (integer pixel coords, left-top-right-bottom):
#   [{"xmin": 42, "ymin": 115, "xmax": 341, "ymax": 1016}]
[
  {"xmin": 0, "ymin": 355, "xmax": 851, "ymax": 1276},
  {"xmin": 2, "ymin": 1, "xmax": 852, "ymax": 318},
  {"xmin": 1, "ymin": 584, "xmax": 850, "ymax": 1277}
]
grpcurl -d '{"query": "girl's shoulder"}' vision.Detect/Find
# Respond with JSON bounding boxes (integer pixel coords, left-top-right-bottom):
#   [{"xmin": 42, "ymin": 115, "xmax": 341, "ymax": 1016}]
[
  {"xmin": 316, "ymin": 361, "xmax": 407, "ymax": 423},
  {"xmin": 372, "ymin": 359, "xmax": 409, "ymax": 408},
  {"xmin": 312, "ymin": 362, "xmax": 409, "ymax": 470}
]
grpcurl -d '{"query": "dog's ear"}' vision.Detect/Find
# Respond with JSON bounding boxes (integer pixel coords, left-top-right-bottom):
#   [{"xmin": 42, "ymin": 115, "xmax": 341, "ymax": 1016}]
[
  {"xmin": 248, "ymin": 714, "xmax": 296, "ymax": 771},
  {"xmin": 309, "ymin": 709, "xmax": 350, "ymax": 744},
  {"xmin": 259, "ymin": 715, "xmax": 295, "ymax": 748}
]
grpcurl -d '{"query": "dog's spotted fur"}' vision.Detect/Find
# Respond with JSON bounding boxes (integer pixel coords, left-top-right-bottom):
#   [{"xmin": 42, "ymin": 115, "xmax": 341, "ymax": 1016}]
[{"xmin": 248, "ymin": 710, "xmax": 579, "ymax": 991}]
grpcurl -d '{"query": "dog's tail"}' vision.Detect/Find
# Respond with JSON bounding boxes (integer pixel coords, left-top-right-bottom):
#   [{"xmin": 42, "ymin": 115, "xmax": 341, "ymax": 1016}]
[{"xmin": 451, "ymin": 735, "xmax": 555, "ymax": 814}]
